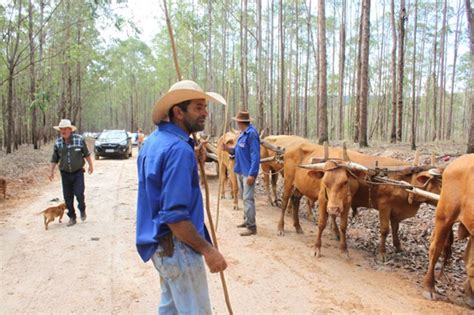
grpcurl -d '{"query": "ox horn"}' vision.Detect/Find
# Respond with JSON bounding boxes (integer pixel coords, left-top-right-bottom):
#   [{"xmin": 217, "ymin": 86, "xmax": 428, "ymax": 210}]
[
  {"xmin": 342, "ymin": 142, "xmax": 350, "ymax": 161},
  {"xmin": 298, "ymin": 163, "xmax": 326, "ymax": 170},
  {"xmin": 413, "ymin": 149, "xmax": 420, "ymax": 166},
  {"xmin": 323, "ymin": 141, "xmax": 329, "ymax": 161},
  {"xmin": 428, "ymin": 168, "xmax": 441, "ymax": 176},
  {"xmin": 346, "ymin": 161, "xmax": 369, "ymax": 172},
  {"xmin": 430, "ymin": 153, "xmax": 437, "ymax": 166}
]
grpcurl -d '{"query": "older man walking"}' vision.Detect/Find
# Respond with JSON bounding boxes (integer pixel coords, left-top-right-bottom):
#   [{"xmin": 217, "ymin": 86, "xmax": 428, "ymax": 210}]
[{"xmin": 49, "ymin": 119, "xmax": 94, "ymax": 226}]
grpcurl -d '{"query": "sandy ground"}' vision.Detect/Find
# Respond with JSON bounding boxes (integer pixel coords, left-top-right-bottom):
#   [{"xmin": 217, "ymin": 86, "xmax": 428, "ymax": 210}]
[{"xmin": 0, "ymin": 147, "xmax": 471, "ymax": 314}]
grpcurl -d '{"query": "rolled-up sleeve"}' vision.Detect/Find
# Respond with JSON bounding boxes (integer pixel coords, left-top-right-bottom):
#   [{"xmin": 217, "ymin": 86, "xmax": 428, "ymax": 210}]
[
  {"xmin": 249, "ymin": 133, "xmax": 260, "ymax": 176},
  {"xmin": 158, "ymin": 144, "xmax": 194, "ymax": 225}
]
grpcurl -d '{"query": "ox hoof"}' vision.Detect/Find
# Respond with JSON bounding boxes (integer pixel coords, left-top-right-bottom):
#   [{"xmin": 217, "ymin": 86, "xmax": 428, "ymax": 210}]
[
  {"xmin": 233, "ymin": 206, "xmax": 239, "ymax": 211},
  {"xmin": 422, "ymin": 290, "xmax": 437, "ymax": 301},
  {"xmin": 295, "ymin": 227, "xmax": 304, "ymax": 234},
  {"xmin": 314, "ymin": 248, "xmax": 321, "ymax": 258},
  {"xmin": 277, "ymin": 229, "xmax": 285, "ymax": 236}
]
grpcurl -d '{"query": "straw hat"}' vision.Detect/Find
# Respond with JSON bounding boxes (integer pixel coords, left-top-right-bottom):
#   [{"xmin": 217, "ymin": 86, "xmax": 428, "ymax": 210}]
[
  {"xmin": 152, "ymin": 80, "xmax": 226, "ymax": 124},
  {"xmin": 53, "ymin": 119, "xmax": 77, "ymax": 131},
  {"xmin": 232, "ymin": 111, "xmax": 253, "ymax": 123}
]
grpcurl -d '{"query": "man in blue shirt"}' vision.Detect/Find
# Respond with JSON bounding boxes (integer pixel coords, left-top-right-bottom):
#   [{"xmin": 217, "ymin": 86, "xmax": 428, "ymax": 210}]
[
  {"xmin": 223, "ymin": 111, "xmax": 260, "ymax": 236},
  {"xmin": 136, "ymin": 80, "xmax": 227, "ymax": 314}
]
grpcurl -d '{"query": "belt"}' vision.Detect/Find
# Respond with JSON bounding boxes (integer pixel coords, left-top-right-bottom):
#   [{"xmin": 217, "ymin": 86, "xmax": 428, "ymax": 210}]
[{"xmin": 157, "ymin": 233, "xmax": 174, "ymax": 257}]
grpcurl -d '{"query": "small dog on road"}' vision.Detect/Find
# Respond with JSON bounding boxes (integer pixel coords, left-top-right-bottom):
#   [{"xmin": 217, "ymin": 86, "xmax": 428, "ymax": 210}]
[{"xmin": 40, "ymin": 203, "xmax": 66, "ymax": 230}]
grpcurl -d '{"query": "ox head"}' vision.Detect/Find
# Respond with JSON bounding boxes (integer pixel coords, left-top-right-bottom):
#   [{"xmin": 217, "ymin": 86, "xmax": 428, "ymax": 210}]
[
  {"xmin": 299, "ymin": 160, "xmax": 368, "ymax": 216},
  {"xmin": 408, "ymin": 152, "xmax": 443, "ymax": 204}
]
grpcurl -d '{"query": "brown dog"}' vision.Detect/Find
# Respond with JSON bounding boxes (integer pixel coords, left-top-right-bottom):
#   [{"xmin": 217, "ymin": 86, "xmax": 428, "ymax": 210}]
[
  {"xmin": 0, "ymin": 177, "xmax": 6, "ymax": 200},
  {"xmin": 41, "ymin": 203, "xmax": 66, "ymax": 230}
]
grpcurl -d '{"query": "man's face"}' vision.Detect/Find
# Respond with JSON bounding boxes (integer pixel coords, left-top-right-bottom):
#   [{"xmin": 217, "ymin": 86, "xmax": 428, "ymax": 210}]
[
  {"xmin": 182, "ymin": 99, "xmax": 208, "ymax": 133},
  {"xmin": 237, "ymin": 121, "xmax": 248, "ymax": 131},
  {"xmin": 60, "ymin": 127, "xmax": 72, "ymax": 139}
]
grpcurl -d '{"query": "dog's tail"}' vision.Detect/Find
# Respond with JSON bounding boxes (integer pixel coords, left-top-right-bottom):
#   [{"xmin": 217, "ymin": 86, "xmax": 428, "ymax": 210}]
[{"xmin": 36, "ymin": 210, "xmax": 45, "ymax": 215}]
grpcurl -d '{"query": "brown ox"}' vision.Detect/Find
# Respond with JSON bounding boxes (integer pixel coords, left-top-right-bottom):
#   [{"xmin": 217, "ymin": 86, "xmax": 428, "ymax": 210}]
[
  {"xmin": 346, "ymin": 149, "xmax": 443, "ymax": 260},
  {"xmin": 260, "ymin": 135, "xmax": 308, "ymax": 206},
  {"xmin": 300, "ymin": 160, "xmax": 367, "ymax": 258},
  {"xmin": 278, "ymin": 142, "xmax": 342, "ymax": 235},
  {"xmin": 423, "ymin": 154, "xmax": 474, "ymax": 308},
  {"xmin": 217, "ymin": 131, "xmax": 240, "ymax": 210}
]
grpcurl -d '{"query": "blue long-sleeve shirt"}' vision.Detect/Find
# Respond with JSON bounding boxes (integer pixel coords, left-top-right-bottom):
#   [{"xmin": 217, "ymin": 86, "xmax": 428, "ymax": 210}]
[
  {"xmin": 136, "ymin": 121, "xmax": 211, "ymax": 262},
  {"xmin": 234, "ymin": 124, "xmax": 260, "ymax": 177}
]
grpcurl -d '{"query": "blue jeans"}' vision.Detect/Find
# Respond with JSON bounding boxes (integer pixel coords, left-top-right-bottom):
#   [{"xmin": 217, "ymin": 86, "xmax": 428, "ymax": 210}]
[
  {"xmin": 237, "ymin": 175, "xmax": 256, "ymax": 229},
  {"xmin": 151, "ymin": 238, "xmax": 211, "ymax": 315}
]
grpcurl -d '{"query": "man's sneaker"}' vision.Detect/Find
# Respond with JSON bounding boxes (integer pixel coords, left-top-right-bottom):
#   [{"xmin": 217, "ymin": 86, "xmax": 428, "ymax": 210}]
[
  {"xmin": 240, "ymin": 228, "xmax": 257, "ymax": 236},
  {"xmin": 67, "ymin": 218, "xmax": 77, "ymax": 227},
  {"xmin": 236, "ymin": 222, "xmax": 247, "ymax": 228},
  {"xmin": 80, "ymin": 212, "xmax": 87, "ymax": 221}
]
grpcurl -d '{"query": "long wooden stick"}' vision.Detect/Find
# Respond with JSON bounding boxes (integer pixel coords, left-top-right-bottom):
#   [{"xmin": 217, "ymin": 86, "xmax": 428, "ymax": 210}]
[
  {"xmin": 216, "ymin": 82, "xmax": 230, "ymax": 231},
  {"xmin": 163, "ymin": 2, "xmax": 233, "ymax": 313},
  {"xmin": 163, "ymin": 0, "xmax": 181, "ymax": 81}
]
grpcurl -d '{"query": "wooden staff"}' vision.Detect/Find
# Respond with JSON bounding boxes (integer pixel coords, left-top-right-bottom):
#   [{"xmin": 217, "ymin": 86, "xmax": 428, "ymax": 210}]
[
  {"xmin": 216, "ymin": 82, "xmax": 230, "ymax": 231},
  {"xmin": 162, "ymin": 1, "xmax": 233, "ymax": 314}
]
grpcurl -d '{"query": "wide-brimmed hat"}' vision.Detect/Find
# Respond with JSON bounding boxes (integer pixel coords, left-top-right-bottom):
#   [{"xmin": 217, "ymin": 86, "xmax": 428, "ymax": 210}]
[
  {"xmin": 232, "ymin": 111, "xmax": 253, "ymax": 123},
  {"xmin": 152, "ymin": 80, "xmax": 226, "ymax": 124},
  {"xmin": 53, "ymin": 119, "xmax": 76, "ymax": 131}
]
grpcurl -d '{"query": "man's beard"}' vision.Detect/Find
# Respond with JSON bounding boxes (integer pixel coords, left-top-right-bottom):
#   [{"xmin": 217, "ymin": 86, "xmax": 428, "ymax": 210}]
[{"xmin": 183, "ymin": 115, "xmax": 205, "ymax": 133}]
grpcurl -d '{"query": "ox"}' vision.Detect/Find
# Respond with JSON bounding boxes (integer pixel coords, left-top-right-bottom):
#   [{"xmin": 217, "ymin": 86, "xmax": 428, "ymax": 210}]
[
  {"xmin": 260, "ymin": 135, "xmax": 308, "ymax": 206},
  {"xmin": 334, "ymin": 149, "xmax": 442, "ymax": 261},
  {"xmin": 216, "ymin": 130, "xmax": 240, "ymax": 210},
  {"xmin": 299, "ymin": 159, "xmax": 368, "ymax": 258},
  {"xmin": 423, "ymin": 154, "xmax": 474, "ymax": 308}
]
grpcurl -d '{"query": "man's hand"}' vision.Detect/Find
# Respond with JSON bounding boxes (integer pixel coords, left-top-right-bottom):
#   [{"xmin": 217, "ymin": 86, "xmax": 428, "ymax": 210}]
[
  {"xmin": 203, "ymin": 246, "xmax": 227, "ymax": 273},
  {"xmin": 195, "ymin": 141, "xmax": 207, "ymax": 164},
  {"xmin": 247, "ymin": 176, "xmax": 256, "ymax": 186},
  {"xmin": 48, "ymin": 171, "xmax": 54, "ymax": 181},
  {"xmin": 88, "ymin": 164, "xmax": 94, "ymax": 175}
]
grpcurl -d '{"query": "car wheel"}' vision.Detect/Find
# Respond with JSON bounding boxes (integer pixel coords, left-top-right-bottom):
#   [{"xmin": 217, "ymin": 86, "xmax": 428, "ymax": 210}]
[
  {"xmin": 94, "ymin": 153, "xmax": 100, "ymax": 160},
  {"xmin": 124, "ymin": 152, "xmax": 129, "ymax": 159},
  {"xmin": 129, "ymin": 149, "xmax": 132, "ymax": 157}
]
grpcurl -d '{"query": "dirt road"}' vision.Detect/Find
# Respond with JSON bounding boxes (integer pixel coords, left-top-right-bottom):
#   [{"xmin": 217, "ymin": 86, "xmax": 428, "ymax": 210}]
[{"xmin": 0, "ymin": 149, "xmax": 470, "ymax": 314}]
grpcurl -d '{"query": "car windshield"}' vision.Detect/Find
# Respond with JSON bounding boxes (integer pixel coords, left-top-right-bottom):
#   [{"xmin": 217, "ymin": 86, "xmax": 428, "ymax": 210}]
[{"xmin": 98, "ymin": 131, "xmax": 126, "ymax": 141}]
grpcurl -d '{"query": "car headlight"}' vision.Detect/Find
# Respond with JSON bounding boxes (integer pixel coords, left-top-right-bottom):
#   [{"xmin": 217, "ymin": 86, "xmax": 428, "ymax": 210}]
[
  {"xmin": 95, "ymin": 141, "xmax": 102, "ymax": 146},
  {"xmin": 119, "ymin": 140, "xmax": 128, "ymax": 146}
]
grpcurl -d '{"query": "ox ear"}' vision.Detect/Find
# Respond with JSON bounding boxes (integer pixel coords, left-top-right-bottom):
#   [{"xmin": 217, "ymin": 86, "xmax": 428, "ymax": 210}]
[
  {"xmin": 415, "ymin": 173, "xmax": 431, "ymax": 185},
  {"xmin": 307, "ymin": 170, "xmax": 325, "ymax": 180}
]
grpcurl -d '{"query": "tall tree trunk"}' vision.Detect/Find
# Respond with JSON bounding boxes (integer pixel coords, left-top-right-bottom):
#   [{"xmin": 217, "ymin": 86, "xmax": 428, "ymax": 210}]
[
  {"xmin": 432, "ymin": 0, "xmax": 439, "ymax": 141},
  {"xmin": 304, "ymin": 0, "xmax": 312, "ymax": 138},
  {"xmin": 269, "ymin": 0, "xmax": 274, "ymax": 134},
  {"xmin": 410, "ymin": 0, "xmax": 418, "ymax": 150},
  {"xmin": 438, "ymin": 0, "xmax": 448, "ymax": 140},
  {"xmin": 317, "ymin": 0, "xmax": 328, "ymax": 144},
  {"xmin": 359, "ymin": 0, "xmax": 370, "ymax": 147},
  {"xmin": 279, "ymin": 0, "xmax": 285, "ymax": 134},
  {"xmin": 257, "ymin": 0, "xmax": 264, "ymax": 130},
  {"xmin": 466, "ymin": 0, "xmax": 474, "ymax": 153},
  {"xmin": 389, "ymin": 0, "xmax": 397, "ymax": 143},
  {"xmin": 396, "ymin": 0, "xmax": 406, "ymax": 142},
  {"xmin": 338, "ymin": 0, "xmax": 346, "ymax": 140},
  {"xmin": 29, "ymin": 0, "xmax": 38, "ymax": 149},
  {"xmin": 447, "ymin": 0, "xmax": 462, "ymax": 140},
  {"xmin": 353, "ymin": 1, "xmax": 363, "ymax": 143}
]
